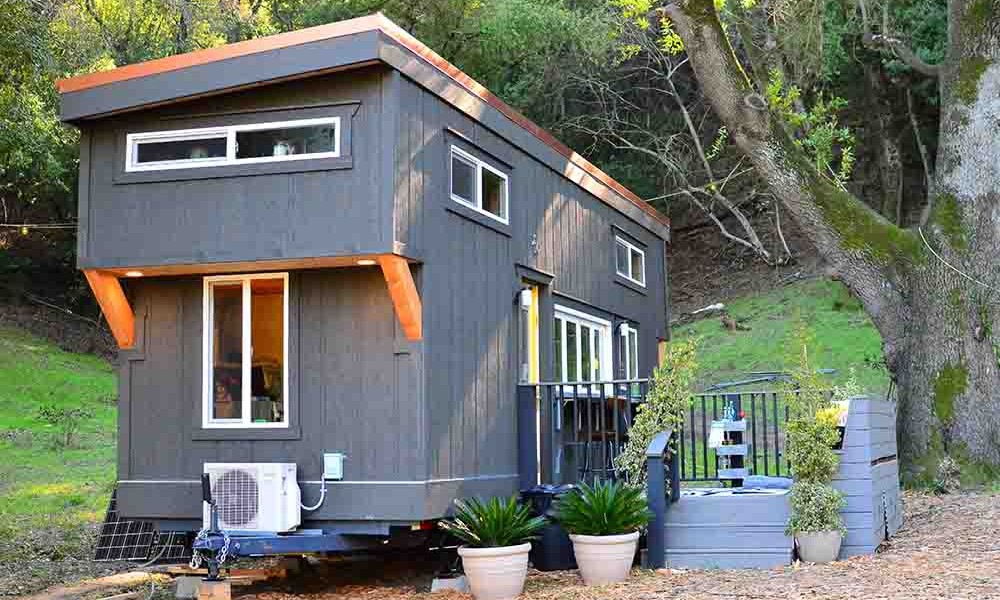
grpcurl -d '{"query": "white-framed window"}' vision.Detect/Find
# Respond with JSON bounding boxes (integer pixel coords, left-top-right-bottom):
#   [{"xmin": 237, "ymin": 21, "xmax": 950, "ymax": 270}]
[
  {"xmin": 620, "ymin": 323, "xmax": 639, "ymax": 380},
  {"xmin": 126, "ymin": 116, "xmax": 341, "ymax": 172},
  {"xmin": 203, "ymin": 272, "xmax": 289, "ymax": 429},
  {"xmin": 450, "ymin": 145, "xmax": 509, "ymax": 224},
  {"xmin": 615, "ymin": 236, "xmax": 646, "ymax": 287},
  {"xmin": 553, "ymin": 305, "xmax": 613, "ymax": 384}
]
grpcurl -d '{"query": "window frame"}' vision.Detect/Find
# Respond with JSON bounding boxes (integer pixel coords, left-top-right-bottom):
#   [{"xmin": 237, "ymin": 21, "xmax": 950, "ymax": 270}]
[
  {"xmin": 620, "ymin": 323, "xmax": 639, "ymax": 381},
  {"xmin": 553, "ymin": 304, "xmax": 612, "ymax": 385},
  {"xmin": 449, "ymin": 145, "xmax": 510, "ymax": 225},
  {"xmin": 614, "ymin": 236, "xmax": 646, "ymax": 287},
  {"xmin": 202, "ymin": 272, "xmax": 289, "ymax": 430},
  {"xmin": 126, "ymin": 116, "xmax": 341, "ymax": 173}
]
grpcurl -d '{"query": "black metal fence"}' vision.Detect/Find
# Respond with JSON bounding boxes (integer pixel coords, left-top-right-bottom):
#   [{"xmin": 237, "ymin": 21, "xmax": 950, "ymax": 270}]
[
  {"xmin": 678, "ymin": 392, "xmax": 789, "ymax": 482},
  {"xmin": 518, "ymin": 384, "xmax": 826, "ymax": 488}
]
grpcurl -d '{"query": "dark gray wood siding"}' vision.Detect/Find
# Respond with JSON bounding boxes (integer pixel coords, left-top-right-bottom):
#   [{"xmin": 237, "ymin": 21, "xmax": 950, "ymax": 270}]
[
  {"xmin": 116, "ymin": 268, "xmax": 427, "ymax": 521},
  {"xmin": 92, "ymin": 57, "xmax": 668, "ymax": 524},
  {"xmin": 392, "ymin": 76, "xmax": 668, "ymax": 483},
  {"xmin": 78, "ymin": 66, "xmax": 396, "ymax": 270}
]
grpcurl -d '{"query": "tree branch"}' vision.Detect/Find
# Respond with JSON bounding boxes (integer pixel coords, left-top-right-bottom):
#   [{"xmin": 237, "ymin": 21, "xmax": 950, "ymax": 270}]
[
  {"xmin": 859, "ymin": 0, "xmax": 941, "ymax": 78},
  {"xmin": 665, "ymin": 0, "xmax": 916, "ymax": 344}
]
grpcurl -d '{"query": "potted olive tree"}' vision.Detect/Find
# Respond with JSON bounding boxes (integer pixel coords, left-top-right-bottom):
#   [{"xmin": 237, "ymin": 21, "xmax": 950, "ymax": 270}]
[
  {"xmin": 787, "ymin": 481, "xmax": 847, "ymax": 562},
  {"xmin": 783, "ymin": 322, "xmax": 847, "ymax": 563},
  {"xmin": 439, "ymin": 497, "xmax": 546, "ymax": 600},
  {"xmin": 555, "ymin": 481, "xmax": 651, "ymax": 585}
]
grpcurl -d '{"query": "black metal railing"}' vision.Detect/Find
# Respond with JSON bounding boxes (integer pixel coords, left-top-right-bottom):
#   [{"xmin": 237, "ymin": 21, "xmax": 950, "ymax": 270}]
[
  {"xmin": 676, "ymin": 390, "xmax": 830, "ymax": 482},
  {"xmin": 517, "ymin": 379, "xmax": 648, "ymax": 488},
  {"xmin": 519, "ymin": 384, "xmax": 827, "ymax": 488}
]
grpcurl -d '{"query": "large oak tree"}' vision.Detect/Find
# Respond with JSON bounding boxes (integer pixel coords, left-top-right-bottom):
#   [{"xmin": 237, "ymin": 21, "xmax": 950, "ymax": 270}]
[{"xmin": 665, "ymin": 0, "xmax": 1000, "ymax": 480}]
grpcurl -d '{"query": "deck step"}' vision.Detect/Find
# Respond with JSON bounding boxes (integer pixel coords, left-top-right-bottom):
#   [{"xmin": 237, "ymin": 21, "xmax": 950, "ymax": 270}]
[
  {"xmin": 665, "ymin": 523, "xmax": 791, "ymax": 550},
  {"xmin": 665, "ymin": 493, "xmax": 791, "ymax": 525},
  {"xmin": 664, "ymin": 547, "xmax": 794, "ymax": 570}
]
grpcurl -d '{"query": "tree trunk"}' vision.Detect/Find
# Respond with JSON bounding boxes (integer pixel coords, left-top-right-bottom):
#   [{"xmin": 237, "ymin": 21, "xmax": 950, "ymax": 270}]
[{"xmin": 666, "ymin": 0, "xmax": 1000, "ymax": 480}]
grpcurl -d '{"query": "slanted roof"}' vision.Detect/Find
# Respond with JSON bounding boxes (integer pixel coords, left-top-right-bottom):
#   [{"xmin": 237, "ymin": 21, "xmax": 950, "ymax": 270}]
[{"xmin": 56, "ymin": 14, "xmax": 670, "ymax": 238}]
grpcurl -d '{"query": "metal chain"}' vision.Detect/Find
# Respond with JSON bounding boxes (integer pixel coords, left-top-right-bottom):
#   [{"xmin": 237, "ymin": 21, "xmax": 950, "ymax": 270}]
[
  {"xmin": 217, "ymin": 530, "xmax": 232, "ymax": 565},
  {"xmin": 189, "ymin": 528, "xmax": 208, "ymax": 570},
  {"xmin": 188, "ymin": 527, "xmax": 233, "ymax": 570}
]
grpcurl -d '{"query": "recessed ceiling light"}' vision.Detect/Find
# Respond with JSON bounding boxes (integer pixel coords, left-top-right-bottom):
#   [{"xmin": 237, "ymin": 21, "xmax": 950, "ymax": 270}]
[
  {"xmin": 124, "ymin": 270, "xmax": 144, "ymax": 278},
  {"xmin": 357, "ymin": 259, "xmax": 377, "ymax": 266}
]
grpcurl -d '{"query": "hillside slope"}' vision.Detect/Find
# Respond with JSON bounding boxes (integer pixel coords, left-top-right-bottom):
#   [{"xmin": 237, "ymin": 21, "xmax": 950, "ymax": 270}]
[
  {"xmin": 0, "ymin": 326, "xmax": 117, "ymax": 594},
  {"xmin": 672, "ymin": 278, "xmax": 890, "ymax": 395}
]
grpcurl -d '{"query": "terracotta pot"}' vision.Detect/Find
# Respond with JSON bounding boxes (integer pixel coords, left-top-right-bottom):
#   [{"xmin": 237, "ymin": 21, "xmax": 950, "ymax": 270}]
[
  {"xmin": 458, "ymin": 543, "xmax": 531, "ymax": 600},
  {"xmin": 569, "ymin": 531, "xmax": 639, "ymax": 585},
  {"xmin": 795, "ymin": 530, "xmax": 843, "ymax": 563}
]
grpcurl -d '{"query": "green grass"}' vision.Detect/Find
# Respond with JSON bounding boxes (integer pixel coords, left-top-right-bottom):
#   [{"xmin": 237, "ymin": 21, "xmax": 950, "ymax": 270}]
[
  {"xmin": 673, "ymin": 278, "xmax": 889, "ymax": 395},
  {"xmin": 0, "ymin": 327, "xmax": 117, "ymax": 561},
  {"xmin": 671, "ymin": 278, "xmax": 888, "ymax": 483}
]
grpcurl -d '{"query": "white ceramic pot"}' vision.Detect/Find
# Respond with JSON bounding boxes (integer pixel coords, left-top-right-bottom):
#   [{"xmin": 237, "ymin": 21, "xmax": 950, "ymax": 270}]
[
  {"xmin": 795, "ymin": 530, "xmax": 843, "ymax": 563},
  {"xmin": 458, "ymin": 543, "xmax": 531, "ymax": 600},
  {"xmin": 569, "ymin": 531, "xmax": 639, "ymax": 585}
]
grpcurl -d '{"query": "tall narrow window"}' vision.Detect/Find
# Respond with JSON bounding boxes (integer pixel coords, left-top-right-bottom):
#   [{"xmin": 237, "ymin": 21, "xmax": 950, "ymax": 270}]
[
  {"xmin": 615, "ymin": 236, "xmax": 646, "ymax": 287},
  {"xmin": 553, "ymin": 318, "xmax": 564, "ymax": 382},
  {"xmin": 620, "ymin": 324, "xmax": 639, "ymax": 380},
  {"xmin": 450, "ymin": 146, "xmax": 509, "ymax": 223},
  {"xmin": 204, "ymin": 273, "xmax": 288, "ymax": 428}
]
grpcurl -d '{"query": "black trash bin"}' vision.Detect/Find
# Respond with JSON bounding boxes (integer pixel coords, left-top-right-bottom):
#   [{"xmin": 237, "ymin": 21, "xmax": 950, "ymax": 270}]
[{"xmin": 521, "ymin": 484, "xmax": 576, "ymax": 571}]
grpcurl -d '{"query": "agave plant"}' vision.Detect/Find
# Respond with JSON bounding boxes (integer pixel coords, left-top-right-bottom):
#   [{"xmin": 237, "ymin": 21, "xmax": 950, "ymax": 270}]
[
  {"xmin": 555, "ymin": 480, "xmax": 652, "ymax": 536},
  {"xmin": 438, "ymin": 496, "xmax": 547, "ymax": 548}
]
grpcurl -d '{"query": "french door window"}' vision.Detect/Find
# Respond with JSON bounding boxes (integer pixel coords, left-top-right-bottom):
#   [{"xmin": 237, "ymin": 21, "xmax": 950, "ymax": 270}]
[
  {"xmin": 553, "ymin": 305, "xmax": 612, "ymax": 384},
  {"xmin": 203, "ymin": 273, "xmax": 288, "ymax": 428}
]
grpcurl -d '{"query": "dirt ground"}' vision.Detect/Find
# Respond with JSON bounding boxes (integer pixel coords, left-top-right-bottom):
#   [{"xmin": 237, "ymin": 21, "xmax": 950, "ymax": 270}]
[
  {"xmin": 22, "ymin": 490, "xmax": 1000, "ymax": 599},
  {"xmin": 235, "ymin": 490, "xmax": 999, "ymax": 600}
]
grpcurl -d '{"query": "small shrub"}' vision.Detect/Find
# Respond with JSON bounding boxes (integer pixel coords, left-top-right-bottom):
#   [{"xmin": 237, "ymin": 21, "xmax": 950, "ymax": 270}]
[
  {"xmin": 438, "ymin": 496, "xmax": 546, "ymax": 548},
  {"xmin": 934, "ymin": 455, "xmax": 962, "ymax": 494},
  {"xmin": 832, "ymin": 368, "xmax": 862, "ymax": 403},
  {"xmin": 786, "ymin": 482, "xmax": 846, "ymax": 535},
  {"xmin": 555, "ymin": 480, "xmax": 651, "ymax": 536},
  {"xmin": 614, "ymin": 338, "xmax": 697, "ymax": 486},
  {"xmin": 786, "ymin": 420, "xmax": 841, "ymax": 482},
  {"xmin": 35, "ymin": 404, "xmax": 93, "ymax": 449},
  {"xmin": 1, "ymin": 428, "xmax": 34, "ymax": 448}
]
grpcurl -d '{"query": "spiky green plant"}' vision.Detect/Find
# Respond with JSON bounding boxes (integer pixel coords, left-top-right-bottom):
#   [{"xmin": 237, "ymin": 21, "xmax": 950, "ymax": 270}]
[
  {"xmin": 554, "ymin": 481, "xmax": 652, "ymax": 536},
  {"xmin": 438, "ymin": 496, "xmax": 547, "ymax": 548}
]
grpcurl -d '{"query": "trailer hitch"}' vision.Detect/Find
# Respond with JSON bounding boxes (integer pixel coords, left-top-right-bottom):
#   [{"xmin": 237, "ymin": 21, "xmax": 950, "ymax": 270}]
[{"xmin": 190, "ymin": 474, "xmax": 232, "ymax": 581}]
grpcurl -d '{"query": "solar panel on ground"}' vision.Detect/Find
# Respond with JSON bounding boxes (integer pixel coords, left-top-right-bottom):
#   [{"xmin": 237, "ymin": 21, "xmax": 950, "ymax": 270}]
[{"xmin": 94, "ymin": 487, "xmax": 192, "ymax": 563}]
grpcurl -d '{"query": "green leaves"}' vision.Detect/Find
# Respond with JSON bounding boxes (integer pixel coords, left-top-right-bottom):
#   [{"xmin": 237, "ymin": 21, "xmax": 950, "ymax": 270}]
[
  {"xmin": 786, "ymin": 481, "xmax": 846, "ymax": 535},
  {"xmin": 614, "ymin": 338, "xmax": 697, "ymax": 486},
  {"xmin": 554, "ymin": 480, "xmax": 652, "ymax": 536},
  {"xmin": 438, "ymin": 496, "xmax": 546, "ymax": 548},
  {"xmin": 766, "ymin": 70, "xmax": 855, "ymax": 189}
]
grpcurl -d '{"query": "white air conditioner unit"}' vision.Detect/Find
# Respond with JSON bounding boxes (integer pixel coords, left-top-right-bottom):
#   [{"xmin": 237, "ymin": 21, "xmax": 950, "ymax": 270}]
[{"xmin": 203, "ymin": 463, "xmax": 301, "ymax": 533}]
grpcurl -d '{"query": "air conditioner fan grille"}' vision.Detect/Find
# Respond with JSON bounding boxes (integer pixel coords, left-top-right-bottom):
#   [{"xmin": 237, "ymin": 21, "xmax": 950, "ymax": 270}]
[{"xmin": 213, "ymin": 468, "xmax": 259, "ymax": 528}]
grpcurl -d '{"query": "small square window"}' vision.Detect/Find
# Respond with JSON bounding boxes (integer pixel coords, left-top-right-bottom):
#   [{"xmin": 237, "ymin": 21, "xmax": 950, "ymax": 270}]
[
  {"xmin": 615, "ymin": 236, "xmax": 646, "ymax": 287},
  {"xmin": 449, "ymin": 146, "xmax": 509, "ymax": 224}
]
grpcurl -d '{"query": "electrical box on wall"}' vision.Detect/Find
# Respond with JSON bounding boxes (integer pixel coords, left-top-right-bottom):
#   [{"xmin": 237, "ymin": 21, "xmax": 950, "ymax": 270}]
[{"xmin": 323, "ymin": 453, "xmax": 346, "ymax": 480}]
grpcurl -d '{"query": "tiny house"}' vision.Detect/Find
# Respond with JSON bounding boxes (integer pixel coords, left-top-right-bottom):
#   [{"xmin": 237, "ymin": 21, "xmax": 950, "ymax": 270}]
[{"xmin": 58, "ymin": 14, "xmax": 671, "ymax": 540}]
